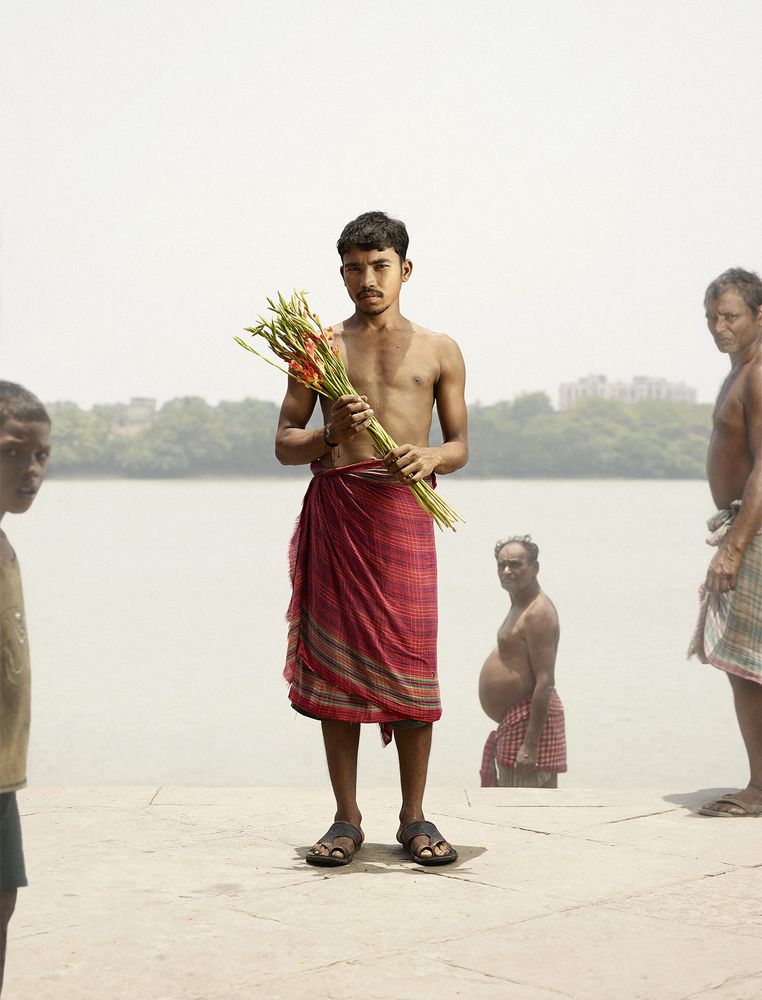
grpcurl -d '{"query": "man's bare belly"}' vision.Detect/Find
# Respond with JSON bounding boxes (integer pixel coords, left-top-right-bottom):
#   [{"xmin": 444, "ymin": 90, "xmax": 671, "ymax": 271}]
[
  {"xmin": 707, "ymin": 392, "xmax": 753, "ymax": 509},
  {"xmin": 708, "ymin": 470, "xmax": 749, "ymax": 512},
  {"xmin": 707, "ymin": 443, "xmax": 750, "ymax": 509},
  {"xmin": 478, "ymin": 648, "xmax": 535, "ymax": 724}
]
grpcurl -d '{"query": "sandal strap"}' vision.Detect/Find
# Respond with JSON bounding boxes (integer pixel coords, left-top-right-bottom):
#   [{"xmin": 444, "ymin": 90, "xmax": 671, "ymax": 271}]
[
  {"xmin": 711, "ymin": 796, "xmax": 761, "ymax": 815},
  {"xmin": 398, "ymin": 820, "xmax": 445, "ymax": 849},
  {"xmin": 317, "ymin": 821, "xmax": 363, "ymax": 854}
]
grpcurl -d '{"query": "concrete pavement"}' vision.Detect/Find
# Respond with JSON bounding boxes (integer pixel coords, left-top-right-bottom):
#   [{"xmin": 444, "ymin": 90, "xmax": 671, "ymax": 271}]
[{"xmin": 6, "ymin": 786, "xmax": 762, "ymax": 999}]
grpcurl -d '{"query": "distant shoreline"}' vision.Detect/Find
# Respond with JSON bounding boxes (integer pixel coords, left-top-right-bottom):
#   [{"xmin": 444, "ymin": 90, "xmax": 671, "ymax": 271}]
[{"xmin": 46, "ymin": 393, "xmax": 712, "ymax": 480}]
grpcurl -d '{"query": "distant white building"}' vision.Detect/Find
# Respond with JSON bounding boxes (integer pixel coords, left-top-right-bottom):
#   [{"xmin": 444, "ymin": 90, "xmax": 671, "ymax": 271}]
[
  {"xmin": 113, "ymin": 397, "xmax": 157, "ymax": 436},
  {"xmin": 558, "ymin": 375, "xmax": 697, "ymax": 411}
]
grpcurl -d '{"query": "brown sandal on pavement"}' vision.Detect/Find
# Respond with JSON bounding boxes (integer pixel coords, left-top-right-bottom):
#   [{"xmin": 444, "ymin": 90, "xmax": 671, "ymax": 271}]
[
  {"xmin": 305, "ymin": 821, "xmax": 364, "ymax": 866},
  {"xmin": 699, "ymin": 794, "xmax": 762, "ymax": 817},
  {"xmin": 397, "ymin": 820, "xmax": 458, "ymax": 866}
]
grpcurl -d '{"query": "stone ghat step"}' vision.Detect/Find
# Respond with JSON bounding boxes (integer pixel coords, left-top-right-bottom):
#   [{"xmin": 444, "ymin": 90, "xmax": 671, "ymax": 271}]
[{"xmin": 8, "ymin": 786, "xmax": 762, "ymax": 1000}]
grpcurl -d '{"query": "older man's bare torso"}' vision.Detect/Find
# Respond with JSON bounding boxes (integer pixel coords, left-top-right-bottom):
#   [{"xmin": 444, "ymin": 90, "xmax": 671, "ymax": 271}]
[{"xmin": 479, "ymin": 593, "xmax": 556, "ymax": 724}]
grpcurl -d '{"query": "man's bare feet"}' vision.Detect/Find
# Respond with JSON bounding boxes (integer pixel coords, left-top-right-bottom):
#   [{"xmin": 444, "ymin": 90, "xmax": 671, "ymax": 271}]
[
  {"xmin": 699, "ymin": 784, "xmax": 762, "ymax": 817},
  {"xmin": 306, "ymin": 818, "xmax": 364, "ymax": 866}
]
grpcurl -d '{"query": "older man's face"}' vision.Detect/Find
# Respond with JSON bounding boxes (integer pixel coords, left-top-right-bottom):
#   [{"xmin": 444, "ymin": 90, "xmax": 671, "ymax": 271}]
[
  {"xmin": 705, "ymin": 289, "xmax": 762, "ymax": 356},
  {"xmin": 496, "ymin": 543, "xmax": 537, "ymax": 593}
]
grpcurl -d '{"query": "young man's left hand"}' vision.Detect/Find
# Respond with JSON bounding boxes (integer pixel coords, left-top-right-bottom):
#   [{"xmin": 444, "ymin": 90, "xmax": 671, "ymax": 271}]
[{"xmin": 383, "ymin": 444, "xmax": 441, "ymax": 483}]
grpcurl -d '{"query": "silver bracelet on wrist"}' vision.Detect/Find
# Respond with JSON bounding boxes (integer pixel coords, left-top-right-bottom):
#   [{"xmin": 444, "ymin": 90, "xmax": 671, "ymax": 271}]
[{"xmin": 323, "ymin": 424, "xmax": 339, "ymax": 449}]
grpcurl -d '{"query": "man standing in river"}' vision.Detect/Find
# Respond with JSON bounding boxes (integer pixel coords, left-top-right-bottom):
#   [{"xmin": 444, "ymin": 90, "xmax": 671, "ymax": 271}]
[
  {"xmin": 479, "ymin": 536, "xmax": 567, "ymax": 787},
  {"xmin": 275, "ymin": 211, "xmax": 468, "ymax": 863},
  {"xmin": 689, "ymin": 268, "xmax": 762, "ymax": 817}
]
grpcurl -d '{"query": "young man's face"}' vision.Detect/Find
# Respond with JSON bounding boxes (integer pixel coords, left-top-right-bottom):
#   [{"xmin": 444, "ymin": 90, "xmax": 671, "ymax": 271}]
[
  {"xmin": 340, "ymin": 245, "xmax": 412, "ymax": 316},
  {"xmin": 0, "ymin": 419, "xmax": 51, "ymax": 516},
  {"xmin": 496, "ymin": 543, "xmax": 538, "ymax": 594},
  {"xmin": 705, "ymin": 289, "xmax": 762, "ymax": 356}
]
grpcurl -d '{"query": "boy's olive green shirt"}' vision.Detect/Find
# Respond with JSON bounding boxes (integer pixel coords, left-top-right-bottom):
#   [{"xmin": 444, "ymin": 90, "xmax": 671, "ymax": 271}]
[{"xmin": 0, "ymin": 547, "xmax": 31, "ymax": 792}]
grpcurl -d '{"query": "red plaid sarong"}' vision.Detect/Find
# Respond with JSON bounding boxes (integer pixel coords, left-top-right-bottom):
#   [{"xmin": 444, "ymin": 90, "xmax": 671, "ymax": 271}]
[
  {"xmin": 285, "ymin": 460, "xmax": 440, "ymax": 745},
  {"xmin": 480, "ymin": 690, "xmax": 567, "ymax": 786}
]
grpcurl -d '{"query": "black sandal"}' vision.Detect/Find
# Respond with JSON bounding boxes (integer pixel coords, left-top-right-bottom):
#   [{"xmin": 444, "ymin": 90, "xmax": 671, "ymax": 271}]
[
  {"xmin": 397, "ymin": 820, "xmax": 458, "ymax": 866},
  {"xmin": 305, "ymin": 821, "xmax": 364, "ymax": 867}
]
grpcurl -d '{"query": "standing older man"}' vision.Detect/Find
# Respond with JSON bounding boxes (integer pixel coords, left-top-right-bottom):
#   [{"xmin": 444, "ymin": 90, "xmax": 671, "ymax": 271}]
[
  {"xmin": 276, "ymin": 211, "xmax": 468, "ymax": 863},
  {"xmin": 690, "ymin": 267, "xmax": 762, "ymax": 817},
  {"xmin": 479, "ymin": 536, "xmax": 567, "ymax": 787}
]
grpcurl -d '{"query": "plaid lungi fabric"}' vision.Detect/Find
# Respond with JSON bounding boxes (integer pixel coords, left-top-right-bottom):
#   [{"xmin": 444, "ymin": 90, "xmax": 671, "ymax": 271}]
[
  {"xmin": 688, "ymin": 502, "xmax": 762, "ymax": 685},
  {"xmin": 285, "ymin": 460, "xmax": 440, "ymax": 744},
  {"xmin": 480, "ymin": 690, "xmax": 567, "ymax": 786}
]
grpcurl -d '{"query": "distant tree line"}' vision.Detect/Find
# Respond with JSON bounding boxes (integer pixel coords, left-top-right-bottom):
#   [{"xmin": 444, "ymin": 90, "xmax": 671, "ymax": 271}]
[{"xmin": 46, "ymin": 393, "xmax": 712, "ymax": 479}]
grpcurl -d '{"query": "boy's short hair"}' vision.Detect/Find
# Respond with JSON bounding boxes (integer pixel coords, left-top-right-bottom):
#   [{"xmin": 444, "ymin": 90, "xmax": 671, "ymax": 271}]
[
  {"xmin": 0, "ymin": 381, "xmax": 51, "ymax": 429},
  {"xmin": 337, "ymin": 211, "xmax": 409, "ymax": 263}
]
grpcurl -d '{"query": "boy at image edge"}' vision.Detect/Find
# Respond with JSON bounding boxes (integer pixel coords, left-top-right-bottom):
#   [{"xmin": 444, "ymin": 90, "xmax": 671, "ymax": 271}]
[{"xmin": 0, "ymin": 381, "xmax": 51, "ymax": 994}]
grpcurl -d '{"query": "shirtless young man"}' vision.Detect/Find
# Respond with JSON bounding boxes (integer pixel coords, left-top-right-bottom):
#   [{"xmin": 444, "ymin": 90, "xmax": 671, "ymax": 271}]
[
  {"xmin": 479, "ymin": 537, "xmax": 566, "ymax": 787},
  {"xmin": 275, "ymin": 211, "xmax": 468, "ymax": 864},
  {"xmin": 691, "ymin": 268, "xmax": 762, "ymax": 817}
]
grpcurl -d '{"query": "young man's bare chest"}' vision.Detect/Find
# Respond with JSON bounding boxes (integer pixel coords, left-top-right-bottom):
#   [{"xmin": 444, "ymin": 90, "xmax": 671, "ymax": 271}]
[{"xmin": 338, "ymin": 326, "xmax": 440, "ymax": 408}]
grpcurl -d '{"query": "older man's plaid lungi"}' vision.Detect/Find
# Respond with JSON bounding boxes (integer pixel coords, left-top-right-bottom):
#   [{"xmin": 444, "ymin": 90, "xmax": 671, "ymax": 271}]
[
  {"xmin": 689, "ymin": 501, "xmax": 762, "ymax": 685},
  {"xmin": 480, "ymin": 690, "xmax": 567, "ymax": 787}
]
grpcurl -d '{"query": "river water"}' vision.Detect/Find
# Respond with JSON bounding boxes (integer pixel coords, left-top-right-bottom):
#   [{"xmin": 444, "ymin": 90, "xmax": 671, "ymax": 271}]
[{"xmin": 7, "ymin": 476, "xmax": 747, "ymax": 790}]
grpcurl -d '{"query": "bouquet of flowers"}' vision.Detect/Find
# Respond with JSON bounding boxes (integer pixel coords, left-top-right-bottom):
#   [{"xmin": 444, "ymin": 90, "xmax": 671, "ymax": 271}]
[{"xmin": 234, "ymin": 290, "xmax": 464, "ymax": 531}]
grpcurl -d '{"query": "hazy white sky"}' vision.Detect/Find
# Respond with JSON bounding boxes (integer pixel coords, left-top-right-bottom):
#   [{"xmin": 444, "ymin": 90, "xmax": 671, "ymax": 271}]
[{"xmin": 2, "ymin": 0, "xmax": 762, "ymax": 409}]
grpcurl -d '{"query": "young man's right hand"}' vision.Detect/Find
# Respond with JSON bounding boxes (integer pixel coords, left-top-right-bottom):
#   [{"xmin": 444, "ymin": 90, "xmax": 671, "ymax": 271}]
[{"xmin": 326, "ymin": 395, "xmax": 374, "ymax": 444}]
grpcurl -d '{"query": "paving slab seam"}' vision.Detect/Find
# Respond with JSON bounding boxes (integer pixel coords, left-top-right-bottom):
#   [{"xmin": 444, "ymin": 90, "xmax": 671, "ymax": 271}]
[
  {"xmin": 251, "ymin": 955, "xmax": 372, "ymax": 989},
  {"xmin": 699, "ymin": 867, "xmax": 748, "ymax": 879},
  {"xmin": 253, "ymin": 951, "xmax": 585, "ymax": 999},
  {"xmin": 438, "ymin": 958, "xmax": 586, "ymax": 999},
  {"xmin": 145, "ymin": 786, "xmax": 162, "ymax": 806},
  {"xmin": 429, "ymin": 809, "xmax": 557, "ymax": 835},
  {"xmin": 584, "ymin": 873, "xmax": 747, "ymax": 912},
  {"xmin": 600, "ymin": 806, "xmax": 678, "ymax": 824},
  {"xmin": 224, "ymin": 906, "xmax": 287, "ymax": 926},
  {"xmin": 11, "ymin": 928, "xmax": 55, "ymax": 942},
  {"xmin": 324, "ymin": 900, "xmax": 599, "ymax": 951},
  {"xmin": 268, "ymin": 874, "xmax": 342, "ymax": 890},
  {"xmin": 431, "ymin": 806, "xmax": 680, "ymax": 838},
  {"xmin": 186, "ymin": 823, "xmax": 254, "ymax": 835},
  {"xmin": 464, "ymin": 802, "xmax": 636, "ymax": 810},
  {"xmin": 557, "ymin": 840, "xmax": 762, "ymax": 871},
  {"xmin": 603, "ymin": 902, "xmax": 762, "ymax": 944},
  {"xmin": 19, "ymin": 805, "xmax": 151, "ymax": 817},
  {"xmin": 493, "ymin": 823, "xmax": 554, "ymax": 837},
  {"xmin": 143, "ymin": 812, "xmax": 205, "ymax": 831},
  {"xmin": 554, "ymin": 828, "xmax": 748, "ymax": 862},
  {"xmin": 685, "ymin": 969, "xmax": 762, "ymax": 999}
]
